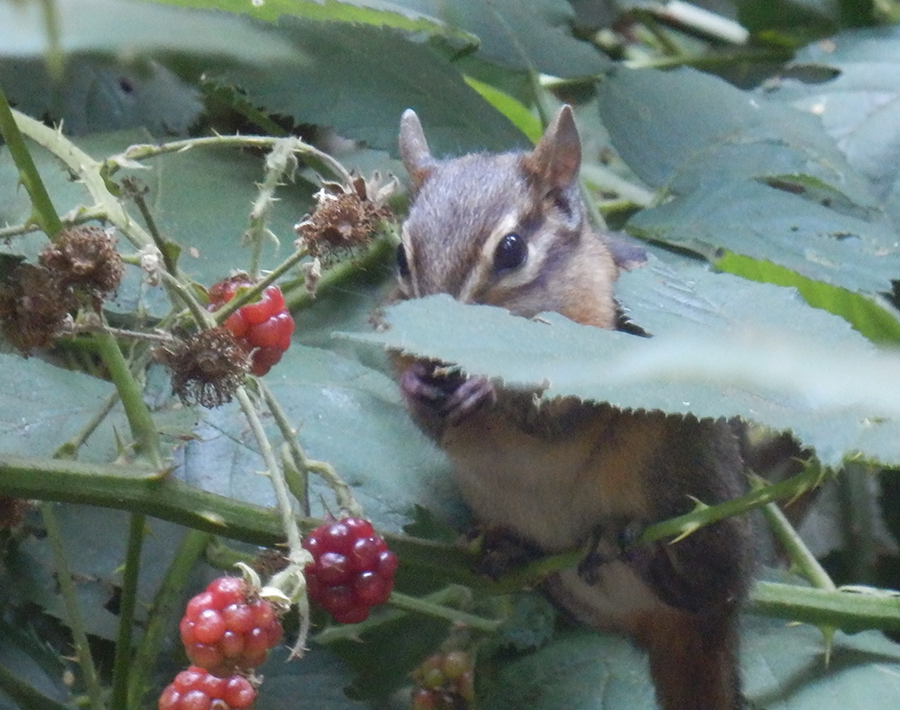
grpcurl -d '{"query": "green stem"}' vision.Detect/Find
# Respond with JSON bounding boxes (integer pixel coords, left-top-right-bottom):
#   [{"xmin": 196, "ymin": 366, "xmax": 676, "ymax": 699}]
[
  {"xmin": 260, "ymin": 380, "xmax": 360, "ymax": 517},
  {"xmin": 11, "ymin": 109, "xmax": 153, "ymax": 249},
  {"xmin": 127, "ymin": 530, "xmax": 213, "ymax": 709},
  {"xmin": 246, "ymin": 139, "xmax": 296, "ymax": 280},
  {"xmin": 312, "ymin": 586, "xmax": 500, "ymax": 644},
  {"xmin": 236, "ymin": 387, "xmax": 304, "ymax": 558},
  {"xmin": 211, "ymin": 245, "xmax": 310, "ymax": 325},
  {"xmin": 159, "ymin": 271, "xmax": 216, "ymax": 328},
  {"xmin": 0, "ymin": 84, "xmax": 62, "ymax": 237},
  {"xmin": 92, "ymin": 327, "xmax": 163, "ymax": 467},
  {"xmin": 108, "ymin": 134, "xmax": 352, "ymax": 186},
  {"xmin": 40, "ymin": 502, "xmax": 105, "ymax": 710},
  {"xmin": 761, "ymin": 500, "xmax": 835, "ymax": 591},
  {"xmin": 640, "ymin": 464, "xmax": 828, "ymax": 543},
  {"xmin": 111, "ymin": 513, "xmax": 146, "ymax": 710},
  {"xmin": 748, "ymin": 581, "xmax": 900, "ymax": 632},
  {"xmin": 0, "ymin": 453, "xmax": 286, "ymax": 546},
  {"xmin": 0, "ymin": 661, "xmax": 72, "ymax": 710},
  {"xmin": 281, "ymin": 234, "xmax": 393, "ymax": 311},
  {"xmin": 387, "ymin": 590, "xmax": 504, "ymax": 632}
]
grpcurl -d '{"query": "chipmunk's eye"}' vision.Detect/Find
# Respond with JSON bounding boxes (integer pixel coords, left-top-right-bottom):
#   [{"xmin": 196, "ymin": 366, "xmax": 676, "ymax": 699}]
[
  {"xmin": 396, "ymin": 244, "xmax": 411, "ymax": 279},
  {"xmin": 493, "ymin": 233, "xmax": 527, "ymax": 273}
]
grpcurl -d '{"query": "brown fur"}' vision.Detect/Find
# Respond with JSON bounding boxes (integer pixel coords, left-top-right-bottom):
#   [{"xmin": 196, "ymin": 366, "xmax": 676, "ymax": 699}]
[{"xmin": 395, "ymin": 106, "xmax": 751, "ymax": 710}]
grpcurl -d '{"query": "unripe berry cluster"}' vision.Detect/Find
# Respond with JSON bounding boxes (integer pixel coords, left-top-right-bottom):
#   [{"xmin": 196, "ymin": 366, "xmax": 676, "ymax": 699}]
[
  {"xmin": 411, "ymin": 651, "xmax": 475, "ymax": 710},
  {"xmin": 208, "ymin": 279, "xmax": 294, "ymax": 376},
  {"xmin": 302, "ymin": 517, "xmax": 398, "ymax": 624}
]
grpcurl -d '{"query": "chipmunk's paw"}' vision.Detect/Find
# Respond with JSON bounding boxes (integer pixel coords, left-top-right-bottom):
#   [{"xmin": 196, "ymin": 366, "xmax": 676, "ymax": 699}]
[
  {"xmin": 577, "ymin": 518, "xmax": 647, "ymax": 585},
  {"xmin": 399, "ymin": 361, "xmax": 495, "ymax": 428}
]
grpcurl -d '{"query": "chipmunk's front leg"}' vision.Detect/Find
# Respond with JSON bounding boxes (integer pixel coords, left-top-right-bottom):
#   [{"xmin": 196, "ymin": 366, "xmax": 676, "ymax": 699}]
[{"xmin": 398, "ymin": 360, "xmax": 496, "ymax": 438}]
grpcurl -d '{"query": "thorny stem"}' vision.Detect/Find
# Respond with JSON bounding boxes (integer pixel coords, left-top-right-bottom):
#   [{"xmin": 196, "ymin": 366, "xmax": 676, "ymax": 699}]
[
  {"xmin": 129, "ymin": 184, "xmax": 181, "ymax": 277},
  {"xmin": 92, "ymin": 326, "xmax": 163, "ymax": 467},
  {"xmin": 260, "ymin": 380, "xmax": 361, "ymax": 517},
  {"xmin": 639, "ymin": 463, "xmax": 830, "ymax": 544},
  {"xmin": 246, "ymin": 139, "xmax": 297, "ymax": 280},
  {"xmin": 11, "ymin": 109, "xmax": 154, "ymax": 249},
  {"xmin": 111, "ymin": 513, "xmax": 146, "ymax": 710},
  {"xmin": 108, "ymin": 134, "xmax": 353, "ymax": 186},
  {"xmin": 159, "ymin": 271, "xmax": 217, "ymax": 329},
  {"xmin": 40, "ymin": 502, "xmax": 105, "ymax": 710},
  {"xmin": 312, "ymin": 586, "xmax": 503, "ymax": 645},
  {"xmin": 235, "ymin": 387, "xmax": 305, "ymax": 557},
  {"xmin": 0, "ymin": 84, "xmax": 62, "ymax": 237}
]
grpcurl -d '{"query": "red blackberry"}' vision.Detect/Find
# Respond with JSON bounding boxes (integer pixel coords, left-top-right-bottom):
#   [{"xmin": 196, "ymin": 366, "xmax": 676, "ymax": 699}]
[
  {"xmin": 302, "ymin": 518, "xmax": 398, "ymax": 623},
  {"xmin": 158, "ymin": 666, "xmax": 256, "ymax": 710},
  {"xmin": 179, "ymin": 576, "xmax": 283, "ymax": 675},
  {"xmin": 208, "ymin": 278, "xmax": 294, "ymax": 376}
]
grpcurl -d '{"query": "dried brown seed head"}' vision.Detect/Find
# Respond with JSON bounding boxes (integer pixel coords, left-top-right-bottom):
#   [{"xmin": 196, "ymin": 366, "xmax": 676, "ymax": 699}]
[
  {"xmin": 154, "ymin": 327, "xmax": 251, "ymax": 408},
  {"xmin": 0, "ymin": 263, "xmax": 74, "ymax": 353},
  {"xmin": 39, "ymin": 226, "xmax": 125, "ymax": 309}
]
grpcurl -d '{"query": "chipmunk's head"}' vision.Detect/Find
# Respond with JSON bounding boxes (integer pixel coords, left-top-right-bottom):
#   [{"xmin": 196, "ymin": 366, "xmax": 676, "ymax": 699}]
[{"xmin": 396, "ymin": 106, "xmax": 619, "ymax": 329}]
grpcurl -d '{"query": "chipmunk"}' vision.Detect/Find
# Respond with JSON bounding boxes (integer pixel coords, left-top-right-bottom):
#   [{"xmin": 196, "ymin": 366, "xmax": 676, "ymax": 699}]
[{"xmin": 393, "ymin": 106, "xmax": 752, "ymax": 710}]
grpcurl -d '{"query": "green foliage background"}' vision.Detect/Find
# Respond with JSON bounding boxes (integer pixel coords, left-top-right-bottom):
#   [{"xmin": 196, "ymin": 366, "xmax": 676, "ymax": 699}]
[{"xmin": 2, "ymin": 1, "xmax": 900, "ymax": 709}]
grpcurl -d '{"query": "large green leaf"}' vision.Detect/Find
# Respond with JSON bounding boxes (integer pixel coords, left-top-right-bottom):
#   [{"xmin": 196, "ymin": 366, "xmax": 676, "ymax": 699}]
[
  {"xmin": 481, "ymin": 615, "xmax": 900, "ymax": 709},
  {"xmin": 214, "ymin": 17, "xmax": 529, "ymax": 155},
  {"xmin": 394, "ymin": 0, "xmax": 609, "ymax": 77},
  {"xmin": 765, "ymin": 25, "xmax": 900, "ymax": 224},
  {"xmin": 340, "ymin": 257, "xmax": 900, "ymax": 468},
  {"xmin": 597, "ymin": 66, "xmax": 900, "ymax": 297}
]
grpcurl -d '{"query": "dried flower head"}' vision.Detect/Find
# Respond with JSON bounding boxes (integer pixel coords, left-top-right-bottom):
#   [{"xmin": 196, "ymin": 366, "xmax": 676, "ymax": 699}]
[
  {"xmin": 0, "ymin": 263, "xmax": 74, "ymax": 353},
  {"xmin": 39, "ymin": 226, "xmax": 125, "ymax": 309},
  {"xmin": 294, "ymin": 172, "xmax": 396, "ymax": 266},
  {"xmin": 154, "ymin": 327, "xmax": 251, "ymax": 408}
]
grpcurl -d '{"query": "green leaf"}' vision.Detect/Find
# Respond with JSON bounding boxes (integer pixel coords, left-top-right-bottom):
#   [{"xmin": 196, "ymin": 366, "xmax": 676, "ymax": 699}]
[
  {"xmin": 480, "ymin": 615, "xmax": 900, "ymax": 709},
  {"xmin": 597, "ymin": 66, "xmax": 900, "ymax": 325},
  {"xmin": 141, "ymin": 0, "xmax": 477, "ymax": 45},
  {"xmin": 394, "ymin": 0, "xmax": 609, "ymax": 77},
  {"xmin": 766, "ymin": 25, "xmax": 900, "ymax": 224},
  {"xmin": 213, "ymin": 17, "xmax": 529, "ymax": 155},
  {"xmin": 174, "ymin": 344, "xmax": 457, "ymax": 531},
  {"xmin": 339, "ymin": 257, "xmax": 900, "ymax": 468},
  {"xmin": 464, "ymin": 75, "xmax": 541, "ymax": 144}
]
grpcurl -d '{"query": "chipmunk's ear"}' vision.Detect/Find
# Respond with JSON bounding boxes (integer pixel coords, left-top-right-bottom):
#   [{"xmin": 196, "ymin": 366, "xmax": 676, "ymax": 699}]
[
  {"xmin": 399, "ymin": 109, "xmax": 438, "ymax": 191},
  {"xmin": 525, "ymin": 105, "xmax": 581, "ymax": 190}
]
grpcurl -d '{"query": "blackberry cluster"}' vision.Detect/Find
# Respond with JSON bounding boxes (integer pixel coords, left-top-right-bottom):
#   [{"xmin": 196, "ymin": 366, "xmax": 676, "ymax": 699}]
[
  {"xmin": 208, "ymin": 278, "xmax": 294, "ymax": 376},
  {"xmin": 179, "ymin": 576, "xmax": 283, "ymax": 676},
  {"xmin": 302, "ymin": 517, "xmax": 398, "ymax": 623},
  {"xmin": 158, "ymin": 666, "xmax": 256, "ymax": 710}
]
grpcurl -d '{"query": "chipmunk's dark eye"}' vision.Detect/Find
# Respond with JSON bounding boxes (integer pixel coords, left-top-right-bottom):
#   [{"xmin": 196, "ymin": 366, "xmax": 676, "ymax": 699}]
[
  {"xmin": 493, "ymin": 233, "xmax": 527, "ymax": 273},
  {"xmin": 396, "ymin": 244, "xmax": 411, "ymax": 279}
]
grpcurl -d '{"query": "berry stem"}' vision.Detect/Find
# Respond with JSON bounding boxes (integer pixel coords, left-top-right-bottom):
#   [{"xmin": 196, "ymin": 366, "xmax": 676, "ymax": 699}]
[
  {"xmin": 210, "ymin": 243, "xmax": 310, "ymax": 326},
  {"xmin": 235, "ymin": 387, "xmax": 305, "ymax": 557},
  {"xmin": 108, "ymin": 135, "xmax": 354, "ymax": 187},
  {"xmin": 259, "ymin": 380, "xmax": 362, "ymax": 517},
  {"xmin": 0, "ymin": 83, "xmax": 63, "ymax": 238},
  {"xmin": 9, "ymin": 109, "xmax": 155, "ymax": 250},
  {"xmin": 246, "ymin": 139, "xmax": 297, "ymax": 281},
  {"xmin": 110, "ymin": 512, "xmax": 146, "ymax": 710},
  {"xmin": 312, "ymin": 586, "xmax": 504, "ymax": 645}
]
